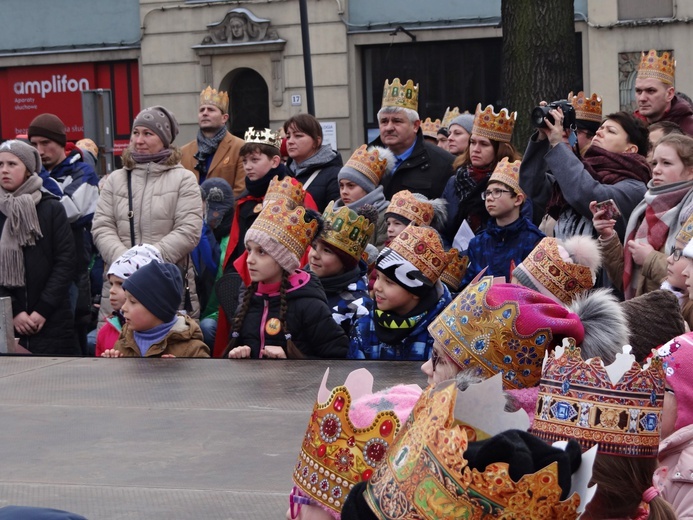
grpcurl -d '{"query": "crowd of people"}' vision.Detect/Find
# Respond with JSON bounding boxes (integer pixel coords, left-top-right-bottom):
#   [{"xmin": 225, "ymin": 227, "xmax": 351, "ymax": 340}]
[{"xmin": 3, "ymin": 48, "xmax": 693, "ymax": 518}]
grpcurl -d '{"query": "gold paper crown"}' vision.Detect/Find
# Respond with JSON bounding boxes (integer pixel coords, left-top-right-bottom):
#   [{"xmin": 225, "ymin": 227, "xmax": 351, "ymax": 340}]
[
  {"xmin": 250, "ymin": 198, "xmax": 318, "ymax": 262},
  {"xmin": 263, "ymin": 175, "xmax": 305, "ymax": 208},
  {"xmin": 321, "ymin": 201, "xmax": 375, "ymax": 262},
  {"xmin": 344, "ymin": 145, "xmax": 392, "ymax": 188},
  {"xmin": 568, "ymin": 91, "xmax": 603, "ymax": 123},
  {"xmin": 439, "ymin": 251, "xmax": 468, "ymax": 290},
  {"xmin": 488, "ymin": 157, "xmax": 523, "ymax": 196},
  {"xmin": 381, "ymin": 78, "xmax": 419, "ymax": 112},
  {"xmin": 293, "ymin": 369, "xmax": 405, "ymax": 515},
  {"xmin": 381, "ymin": 224, "xmax": 455, "ymax": 285},
  {"xmin": 472, "ymin": 103, "xmax": 517, "ymax": 143},
  {"xmin": 199, "ymin": 86, "xmax": 229, "ymax": 113},
  {"xmin": 441, "ymin": 106, "xmax": 461, "ymax": 128},
  {"xmin": 386, "ymin": 190, "xmax": 434, "ymax": 226},
  {"xmin": 420, "ymin": 117, "xmax": 441, "ymax": 139},
  {"xmin": 638, "ymin": 49, "xmax": 675, "ymax": 86},
  {"xmin": 676, "ymin": 212, "xmax": 693, "ymax": 245},
  {"xmin": 532, "ymin": 340, "xmax": 665, "ymax": 457},
  {"xmin": 243, "ymin": 127, "xmax": 281, "ymax": 150},
  {"xmin": 365, "ymin": 380, "xmax": 591, "ymax": 519}
]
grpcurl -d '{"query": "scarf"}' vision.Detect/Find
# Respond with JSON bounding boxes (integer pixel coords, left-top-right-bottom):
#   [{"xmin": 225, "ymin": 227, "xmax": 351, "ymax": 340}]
[
  {"xmin": 244, "ymin": 165, "xmax": 285, "ymax": 197},
  {"xmin": 130, "ymin": 149, "xmax": 172, "ymax": 165},
  {"xmin": 0, "ymin": 174, "xmax": 43, "ymax": 287},
  {"xmin": 316, "ymin": 266, "xmax": 362, "ymax": 296},
  {"xmin": 287, "ymin": 144, "xmax": 337, "ymax": 176},
  {"xmin": 196, "ymin": 126, "xmax": 227, "ymax": 158},
  {"xmin": 332, "ymin": 185, "xmax": 390, "ymax": 213},
  {"xmin": 452, "ymin": 165, "xmax": 493, "ymax": 235},
  {"xmin": 623, "ymin": 179, "xmax": 693, "ymax": 298},
  {"xmin": 132, "ymin": 316, "xmax": 178, "ymax": 356},
  {"xmin": 373, "ymin": 287, "xmax": 439, "ymax": 344},
  {"xmin": 453, "ymin": 164, "xmax": 492, "ymax": 201}
]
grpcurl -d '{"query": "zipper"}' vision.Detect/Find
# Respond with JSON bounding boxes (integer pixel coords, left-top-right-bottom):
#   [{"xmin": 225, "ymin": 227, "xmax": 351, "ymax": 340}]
[{"xmin": 258, "ymin": 299, "xmax": 269, "ymax": 358}]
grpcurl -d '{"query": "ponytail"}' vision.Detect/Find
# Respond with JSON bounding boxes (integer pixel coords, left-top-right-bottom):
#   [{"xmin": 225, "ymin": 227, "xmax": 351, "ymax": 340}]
[
  {"xmin": 280, "ymin": 270, "xmax": 305, "ymax": 359},
  {"xmin": 222, "ymin": 281, "xmax": 258, "ymax": 358}
]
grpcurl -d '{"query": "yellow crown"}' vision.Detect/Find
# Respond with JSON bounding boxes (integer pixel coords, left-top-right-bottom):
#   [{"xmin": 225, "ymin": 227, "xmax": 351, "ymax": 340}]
[
  {"xmin": 344, "ymin": 145, "xmax": 393, "ymax": 188},
  {"xmin": 249, "ymin": 198, "xmax": 318, "ymax": 262},
  {"xmin": 532, "ymin": 340, "xmax": 665, "ymax": 457},
  {"xmin": 264, "ymin": 175, "xmax": 305, "ymax": 208},
  {"xmin": 321, "ymin": 201, "xmax": 375, "ymax": 262},
  {"xmin": 472, "ymin": 103, "xmax": 517, "ymax": 143},
  {"xmin": 365, "ymin": 380, "xmax": 588, "ymax": 519},
  {"xmin": 439, "ymin": 251, "xmax": 468, "ymax": 290},
  {"xmin": 488, "ymin": 157, "xmax": 523, "ymax": 196},
  {"xmin": 441, "ymin": 106, "xmax": 461, "ymax": 128},
  {"xmin": 421, "ymin": 117, "xmax": 441, "ymax": 139},
  {"xmin": 386, "ymin": 190, "xmax": 434, "ymax": 226},
  {"xmin": 676, "ymin": 212, "xmax": 693, "ymax": 245},
  {"xmin": 244, "ymin": 127, "xmax": 281, "ymax": 150},
  {"xmin": 638, "ymin": 49, "xmax": 675, "ymax": 86},
  {"xmin": 293, "ymin": 369, "xmax": 405, "ymax": 515},
  {"xmin": 568, "ymin": 91, "xmax": 603, "ymax": 123},
  {"xmin": 199, "ymin": 86, "xmax": 229, "ymax": 113},
  {"xmin": 382, "ymin": 78, "xmax": 419, "ymax": 112}
]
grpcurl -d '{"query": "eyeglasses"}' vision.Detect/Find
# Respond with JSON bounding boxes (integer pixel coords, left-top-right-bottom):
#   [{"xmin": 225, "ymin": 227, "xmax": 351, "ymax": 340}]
[
  {"xmin": 481, "ymin": 188, "xmax": 512, "ymax": 200},
  {"xmin": 289, "ymin": 486, "xmax": 315, "ymax": 519},
  {"xmin": 670, "ymin": 245, "xmax": 683, "ymax": 262}
]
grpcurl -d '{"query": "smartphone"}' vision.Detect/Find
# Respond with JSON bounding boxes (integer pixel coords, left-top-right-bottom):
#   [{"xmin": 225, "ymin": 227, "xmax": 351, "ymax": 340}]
[{"xmin": 595, "ymin": 199, "xmax": 622, "ymax": 221}]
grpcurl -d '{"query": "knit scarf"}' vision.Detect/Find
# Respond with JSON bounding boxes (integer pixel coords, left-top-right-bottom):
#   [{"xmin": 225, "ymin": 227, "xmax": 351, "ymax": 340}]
[
  {"xmin": 623, "ymin": 179, "xmax": 693, "ymax": 298},
  {"xmin": 130, "ymin": 149, "xmax": 172, "ymax": 165},
  {"xmin": 287, "ymin": 144, "xmax": 337, "ymax": 176},
  {"xmin": 373, "ymin": 308, "xmax": 425, "ymax": 345},
  {"xmin": 196, "ymin": 126, "xmax": 227, "ymax": 158},
  {"xmin": 132, "ymin": 316, "xmax": 178, "ymax": 356},
  {"xmin": 453, "ymin": 164, "xmax": 492, "ymax": 201},
  {"xmin": 0, "ymin": 174, "xmax": 43, "ymax": 287}
]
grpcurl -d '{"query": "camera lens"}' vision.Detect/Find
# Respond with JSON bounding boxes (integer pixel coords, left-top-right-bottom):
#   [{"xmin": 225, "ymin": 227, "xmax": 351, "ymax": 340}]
[{"xmin": 531, "ymin": 106, "xmax": 551, "ymax": 128}]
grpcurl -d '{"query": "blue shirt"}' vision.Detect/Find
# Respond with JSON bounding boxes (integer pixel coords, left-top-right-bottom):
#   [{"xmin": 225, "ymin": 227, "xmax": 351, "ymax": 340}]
[{"xmin": 393, "ymin": 140, "xmax": 417, "ymax": 171}]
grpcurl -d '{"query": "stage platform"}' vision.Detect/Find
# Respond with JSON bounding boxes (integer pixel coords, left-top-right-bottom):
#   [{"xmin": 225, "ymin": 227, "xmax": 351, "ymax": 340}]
[{"xmin": 0, "ymin": 358, "xmax": 425, "ymax": 519}]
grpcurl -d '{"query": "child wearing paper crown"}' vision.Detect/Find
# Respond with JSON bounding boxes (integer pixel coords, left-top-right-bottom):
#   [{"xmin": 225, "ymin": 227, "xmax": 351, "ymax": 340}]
[
  {"xmin": 347, "ymin": 224, "xmax": 454, "ymax": 361},
  {"xmin": 460, "ymin": 158, "xmax": 544, "ymax": 289},
  {"xmin": 660, "ymin": 212, "xmax": 693, "ymax": 329},
  {"xmin": 95, "ymin": 244, "xmax": 163, "ymax": 357},
  {"xmin": 222, "ymin": 199, "xmax": 348, "ymax": 359},
  {"xmin": 101, "ymin": 261, "xmax": 210, "ymax": 358},
  {"xmin": 383, "ymin": 189, "xmax": 447, "ymax": 245}
]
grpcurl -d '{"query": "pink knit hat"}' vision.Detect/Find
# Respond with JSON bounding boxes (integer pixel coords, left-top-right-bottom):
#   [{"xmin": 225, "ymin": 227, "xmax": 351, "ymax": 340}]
[{"xmin": 656, "ymin": 332, "xmax": 693, "ymax": 430}]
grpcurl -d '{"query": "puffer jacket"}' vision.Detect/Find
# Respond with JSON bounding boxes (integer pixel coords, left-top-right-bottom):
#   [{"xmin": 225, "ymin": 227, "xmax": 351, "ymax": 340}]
[
  {"xmin": 655, "ymin": 424, "xmax": 693, "ymax": 519},
  {"xmin": 92, "ymin": 148, "xmax": 203, "ymax": 322},
  {"xmin": 114, "ymin": 315, "xmax": 210, "ymax": 357}
]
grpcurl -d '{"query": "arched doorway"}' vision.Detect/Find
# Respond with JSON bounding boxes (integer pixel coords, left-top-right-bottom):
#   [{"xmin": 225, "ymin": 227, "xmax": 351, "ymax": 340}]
[{"xmin": 221, "ymin": 68, "xmax": 269, "ymax": 138}]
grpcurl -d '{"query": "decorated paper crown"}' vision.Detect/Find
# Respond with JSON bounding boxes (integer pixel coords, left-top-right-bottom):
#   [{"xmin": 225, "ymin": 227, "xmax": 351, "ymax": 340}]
[
  {"xmin": 676, "ymin": 212, "xmax": 693, "ymax": 245},
  {"xmin": 244, "ymin": 126, "xmax": 281, "ymax": 150},
  {"xmin": 199, "ymin": 86, "xmax": 229, "ymax": 113},
  {"xmin": 386, "ymin": 190, "xmax": 434, "ymax": 226},
  {"xmin": 343, "ymin": 145, "xmax": 392, "ymax": 188},
  {"xmin": 293, "ymin": 368, "xmax": 406, "ymax": 515},
  {"xmin": 488, "ymin": 157, "xmax": 523, "ymax": 196},
  {"xmin": 472, "ymin": 103, "xmax": 517, "ymax": 143},
  {"xmin": 263, "ymin": 175, "xmax": 305, "ymax": 208},
  {"xmin": 364, "ymin": 377, "xmax": 596, "ymax": 519},
  {"xmin": 568, "ymin": 91, "xmax": 603, "ymax": 123},
  {"xmin": 321, "ymin": 201, "xmax": 375, "ymax": 262},
  {"xmin": 638, "ymin": 49, "xmax": 675, "ymax": 86},
  {"xmin": 441, "ymin": 106, "xmax": 461, "ymax": 128},
  {"xmin": 420, "ymin": 117, "xmax": 441, "ymax": 139},
  {"xmin": 439, "ymin": 251, "xmax": 468, "ymax": 290},
  {"xmin": 381, "ymin": 78, "xmax": 419, "ymax": 112},
  {"xmin": 532, "ymin": 340, "xmax": 665, "ymax": 457}
]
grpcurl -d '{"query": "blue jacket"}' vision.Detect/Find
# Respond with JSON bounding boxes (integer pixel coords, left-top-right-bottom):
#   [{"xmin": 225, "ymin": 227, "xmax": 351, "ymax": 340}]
[
  {"xmin": 461, "ymin": 216, "xmax": 545, "ymax": 288},
  {"xmin": 347, "ymin": 284, "xmax": 452, "ymax": 360},
  {"xmin": 45, "ymin": 150, "xmax": 100, "ymax": 229},
  {"xmin": 320, "ymin": 265, "xmax": 372, "ymax": 337}
]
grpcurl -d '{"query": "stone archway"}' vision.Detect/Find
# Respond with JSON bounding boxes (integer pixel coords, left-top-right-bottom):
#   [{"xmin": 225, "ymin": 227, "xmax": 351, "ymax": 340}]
[{"xmin": 221, "ymin": 68, "xmax": 270, "ymax": 138}]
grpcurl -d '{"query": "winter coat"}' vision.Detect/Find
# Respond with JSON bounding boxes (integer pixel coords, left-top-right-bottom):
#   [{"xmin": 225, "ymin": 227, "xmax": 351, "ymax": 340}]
[
  {"xmin": 95, "ymin": 313, "xmax": 124, "ymax": 357},
  {"xmin": 180, "ymin": 131, "xmax": 247, "ymax": 197},
  {"xmin": 348, "ymin": 283, "xmax": 452, "ymax": 360},
  {"xmin": 233, "ymin": 270, "xmax": 348, "ymax": 358},
  {"xmin": 287, "ymin": 145, "xmax": 342, "ymax": 212},
  {"xmin": 114, "ymin": 314, "xmax": 210, "ymax": 357},
  {"xmin": 92, "ymin": 148, "xmax": 203, "ymax": 322},
  {"xmin": 314, "ymin": 265, "xmax": 373, "ymax": 337},
  {"xmin": 635, "ymin": 95, "xmax": 693, "ymax": 136},
  {"xmin": 655, "ymin": 424, "xmax": 693, "ymax": 519},
  {"xmin": 372, "ymin": 130, "xmax": 454, "ymax": 201},
  {"xmin": 461, "ymin": 217, "xmax": 545, "ymax": 288},
  {"xmin": 0, "ymin": 193, "xmax": 78, "ymax": 355},
  {"xmin": 331, "ymin": 187, "xmax": 390, "ymax": 249}
]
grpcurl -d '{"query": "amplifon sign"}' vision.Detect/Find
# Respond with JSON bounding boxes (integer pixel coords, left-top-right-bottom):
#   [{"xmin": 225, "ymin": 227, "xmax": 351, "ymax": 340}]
[{"xmin": 13, "ymin": 75, "xmax": 90, "ymax": 99}]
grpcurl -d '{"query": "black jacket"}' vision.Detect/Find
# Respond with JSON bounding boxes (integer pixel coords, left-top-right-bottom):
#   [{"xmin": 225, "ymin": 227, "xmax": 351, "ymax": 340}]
[
  {"xmin": 287, "ymin": 152, "xmax": 342, "ymax": 212},
  {"xmin": 0, "ymin": 193, "xmax": 78, "ymax": 355},
  {"xmin": 371, "ymin": 130, "xmax": 454, "ymax": 200}
]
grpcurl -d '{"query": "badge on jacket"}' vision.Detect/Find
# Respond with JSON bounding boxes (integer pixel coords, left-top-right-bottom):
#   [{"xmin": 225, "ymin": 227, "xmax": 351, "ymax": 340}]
[{"xmin": 265, "ymin": 318, "xmax": 282, "ymax": 335}]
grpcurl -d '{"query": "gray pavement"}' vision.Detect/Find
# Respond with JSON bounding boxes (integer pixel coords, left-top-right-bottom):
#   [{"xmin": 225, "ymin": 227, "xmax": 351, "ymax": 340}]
[{"xmin": 0, "ymin": 358, "xmax": 426, "ymax": 519}]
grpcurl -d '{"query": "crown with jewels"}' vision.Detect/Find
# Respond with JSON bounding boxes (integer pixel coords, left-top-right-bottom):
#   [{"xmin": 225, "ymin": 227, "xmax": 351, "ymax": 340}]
[
  {"xmin": 381, "ymin": 78, "xmax": 419, "ymax": 112},
  {"xmin": 321, "ymin": 201, "xmax": 375, "ymax": 262},
  {"xmin": 249, "ymin": 198, "xmax": 318, "ymax": 261},
  {"xmin": 364, "ymin": 378, "xmax": 596, "ymax": 519},
  {"xmin": 344, "ymin": 145, "xmax": 393, "ymax": 187},
  {"xmin": 293, "ymin": 368, "xmax": 406, "ymax": 515},
  {"xmin": 199, "ymin": 86, "xmax": 229, "ymax": 113},
  {"xmin": 638, "ymin": 49, "xmax": 675, "ymax": 86},
  {"xmin": 568, "ymin": 91, "xmax": 602, "ymax": 123},
  {"xmin": 421, "ymin": 117, "xmax": 442, "ymax": 139},
  {"xmin": 472, "ymin": 103, "xmax": 517, "ymax": 143},
  {"xmin": 441, "ymin": 106, "xmax": 461, "ymax": 128},
  {"xmin": 439, "ymin": 251, "xmax": 468, "ymax": 291},
  {"xmin": 488, "ymin": 157, "xmax": 523, "ymax": 196},
  {"xmin": 386, "ymin": 190, "xmax": 434, "ymax": 226},
  {"xmin": 263, "ymin": 175, "xmax": 305, "ymax": 208},
  {"xmin": 532, "ymin": 340, "xmax": 664, "ymax": 457},
  {"xmin": 676, "ymin": 212, "xmax": 693, "ymax": 245},
  {"xmin": 244, "ymin": 126, "xmax": 281, "ymax": 150}
]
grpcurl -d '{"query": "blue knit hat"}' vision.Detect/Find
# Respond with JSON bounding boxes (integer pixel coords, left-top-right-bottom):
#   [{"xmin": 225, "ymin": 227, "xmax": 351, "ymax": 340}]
[{"xmin": 122, "ymin": 261, "xmax": 183, "ymax": 323}]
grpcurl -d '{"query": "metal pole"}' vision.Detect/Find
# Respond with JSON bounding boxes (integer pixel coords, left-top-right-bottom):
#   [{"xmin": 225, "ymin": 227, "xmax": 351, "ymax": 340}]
[{"xmin": 298, "ymin": 0, "xmax": 316, "ymax": 115}]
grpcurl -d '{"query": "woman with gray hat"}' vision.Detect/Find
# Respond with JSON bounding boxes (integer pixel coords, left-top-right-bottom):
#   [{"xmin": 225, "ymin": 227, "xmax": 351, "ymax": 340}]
[
  {"xmin": 92, "ymin": 106, "xmax": 203, "ymax": 329},
  {"xmin": 0, "ymin": 139, "xmax": 78, "ymax": 355}
]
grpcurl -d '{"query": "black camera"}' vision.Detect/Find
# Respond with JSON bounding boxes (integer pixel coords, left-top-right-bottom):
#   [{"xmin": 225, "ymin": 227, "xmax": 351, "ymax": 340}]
[{"xmin": 531, "ymin": 100, "xmax": 576, "ymax": 129}]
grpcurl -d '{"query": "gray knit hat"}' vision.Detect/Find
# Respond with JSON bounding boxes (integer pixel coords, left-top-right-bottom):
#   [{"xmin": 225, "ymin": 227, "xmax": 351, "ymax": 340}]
[
  {"xmin": 449, "ymin": 113, "xmax": 474, "ymax": 134},
  {"xmin": 132, "ymin": 106, "xmax": 180, "ymax": 148},
  {"xmin": 0, "ymin": 140, "xmax": 41, "ymax": 175}
]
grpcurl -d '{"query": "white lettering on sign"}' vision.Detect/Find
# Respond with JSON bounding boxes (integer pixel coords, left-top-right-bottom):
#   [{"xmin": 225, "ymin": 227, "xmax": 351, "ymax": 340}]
[{"xmin": 13, "ymin": 75, "xmax": 90, "ymax": 99}]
